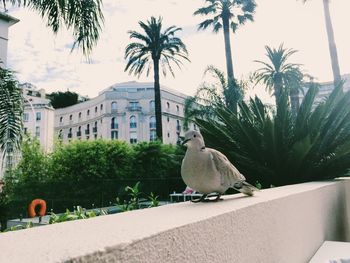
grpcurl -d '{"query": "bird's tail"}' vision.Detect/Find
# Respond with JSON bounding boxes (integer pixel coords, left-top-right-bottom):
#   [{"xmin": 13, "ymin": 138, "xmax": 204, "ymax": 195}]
[{"xmin": 233, "ymin": 181, "xmax": 259, "ymax": 196}]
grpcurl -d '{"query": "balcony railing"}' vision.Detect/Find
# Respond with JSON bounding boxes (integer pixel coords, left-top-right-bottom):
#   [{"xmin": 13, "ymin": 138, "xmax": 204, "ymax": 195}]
[
  {"xmin": 1, "ymin": 180, "xmax": 349, "ymax": 263},
  {"xmin": 93, "ymin": 127, "xmax": 97, "ymax": 133},
  {"xmin": 85, "ymin": 130, "xmax": 90, "ymax": 135},
  {"xmin": 111, "ymin": 123, "xmax": 118, "ymax": 129},
  {"xmin": 76, "ymin": 131, "xmax": 81, "ymax": 137},
  {"xmin": 126, "ymin": 106, "xmax": 142, "ymax": 112}
]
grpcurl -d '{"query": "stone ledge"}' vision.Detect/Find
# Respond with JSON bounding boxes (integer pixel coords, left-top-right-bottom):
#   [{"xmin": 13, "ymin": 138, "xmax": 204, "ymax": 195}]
[{"xmin": 1, "ymin": 180, "xmax": 349, "ymax": 263}]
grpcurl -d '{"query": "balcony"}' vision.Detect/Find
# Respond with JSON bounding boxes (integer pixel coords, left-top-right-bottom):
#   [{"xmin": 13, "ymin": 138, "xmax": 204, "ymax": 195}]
[
  {"xmin": 67, "ymin": 133, "xmax": 72, "ymax": 138},
  {"xmin": 111, "ymin": 123, "xmax": 118, "ymax": 129},
  {"xmin": 1, "ymin": 180, "xmax": 350, "ymax": 262},
  {"xmin": 85, "ymin": 129, "xmax": 90, "ymax": 135},
  {"xmin": 93, "ymin": 127, "xmax": 97, "ymax": 133},
  {"xmin": 126, "ymin": 106, "xmax": 142, "ymax": 112},
  {"xmin": 76, "ymin": 131, "xmax": 81, "ymax": 137}
]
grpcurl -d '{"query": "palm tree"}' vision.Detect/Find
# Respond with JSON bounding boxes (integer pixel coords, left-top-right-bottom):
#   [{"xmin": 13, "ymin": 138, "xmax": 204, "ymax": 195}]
[
  {"xmin": 184, "ymin": 65, "xmax": 244, "ymax": 128},
  {"xmin": 254, "ymin": 44, "xmax": 303, "ymax": 110},
  {"xmin": 0, "ymin": 66, "xmax": 23, "ymax": 176},
  {"xmin": 4, "ymin": 0, "xmax": 104, "ymax": 56},
  {"xmin": 194, "ymin": 0, "xmax": 256, "ymax": 112},
  {"xmin": 124, "ymin": 16, "xmax": 189, "ymax": 142},
  {"xmin": 301, "ymin": 0, "xmax": 341, "ymax": 85}
]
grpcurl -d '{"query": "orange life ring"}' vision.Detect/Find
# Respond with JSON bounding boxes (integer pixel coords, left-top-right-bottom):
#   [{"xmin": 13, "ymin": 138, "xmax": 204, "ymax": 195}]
[{"xmin": 28, "ymin": 199, "xmax": 47, "ymax": 218}]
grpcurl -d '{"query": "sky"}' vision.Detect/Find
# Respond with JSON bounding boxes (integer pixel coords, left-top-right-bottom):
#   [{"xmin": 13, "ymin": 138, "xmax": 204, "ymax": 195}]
[{"xmin": 6, "ymin": 0, "xmax": 350, "ymax": 103}]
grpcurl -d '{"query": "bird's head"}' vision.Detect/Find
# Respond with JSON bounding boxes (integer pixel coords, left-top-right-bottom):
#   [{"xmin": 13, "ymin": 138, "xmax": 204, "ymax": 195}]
[{"xmin": 182, "ymin": 130, "xmax": 205, "ymax": 150}]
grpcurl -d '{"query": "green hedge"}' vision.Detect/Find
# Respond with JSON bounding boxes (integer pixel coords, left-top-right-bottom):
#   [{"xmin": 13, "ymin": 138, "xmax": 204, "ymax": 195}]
[{"xmin": 5, "ymin": 139, "xmax": 186, "ymax": 219}]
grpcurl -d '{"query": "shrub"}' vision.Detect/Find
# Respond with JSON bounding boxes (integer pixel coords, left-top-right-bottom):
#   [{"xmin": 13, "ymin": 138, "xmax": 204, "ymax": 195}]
[{"xmin": 197, "ymin": 84, "xmax": 350, "ymax": 187}]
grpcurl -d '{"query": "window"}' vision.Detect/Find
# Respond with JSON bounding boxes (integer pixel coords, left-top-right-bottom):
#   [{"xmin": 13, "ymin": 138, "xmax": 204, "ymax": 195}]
[
  {"xmin": 167, "ymin": 132, "xmax": 170, "ymax": 138},
  {"xmin": 100, "ymin": 104, "xmax": 103, "ymax": 111},
  {"xmin": 150, "ymin": 100, "xmax": 155, "ymax": 110},
  {"xmin": 23, "ymin": 113, "xmax": 29, "ymax": 122},
  {"xmin": 60, "ymin": 116, "xmax": 63, "ymax": 123},
  {"xmin": 35, "ymin": 126, "xmax": 40, "ymax": 137},
  {"xmin": 111, "ymin": 101, "xmax": 117, "ymax": 112},
  {"xmin": 130, "ymin": 132, "xmax": 137, "ymax": 144},
  {"xmin": 93, "ymin": 121, "xmax": 98, "ymax": 133},
  {"xmin": 111, "ymin": 117, "xmax": 118, "ymax": 129},
  {"xmin": 111, "ymin": 131, "xmax": 118, "ymax": 140},
  {"xmin": 176, "ymin": 120, "xmax": 181, "ymax": 132},
  {"xmin": 150, "ymin": 130, "xmax": 157, "ymax": 141},
  {"xmin": 77, "ymin": 126, "xmax": 82, "ymax": 137},
  {"xmin": 24, "ymin": 127, "xmax": 28, "ymax": 134},
  {"xmin": 166, "ymin": 102, "xmax": 170, "ymax": 110},
  {"xmin": 87, "ymin": 109, "xmax": 90, "ymax": 116},
  {"xmin": 78, "ymin": 112, "xmax": 82, "ymax": 119},
  {"xmin": 58, "ymin": 129, "xmax": 63, "ymax": 139},
  {"xmin": 176, "ymin": 105, "xmax": 179, "ymax": 112},
  {"xmin": 95, "ymin": 106, "xmax": 98, "ymax": 113},
  {"xmin": 130, "ymin": 116, "xmax": 137, "ymax": 128},
  {"xmin": 69, "ymin": 114, "xmax": 72, "ymax": 121},
  {"xmin": 167, "ymin": 117, "xmax": 170, "ymax": 122},
  {"xmin": 68, "ymin": 128, "xmax": 72, "ymax": 138},
  {"xmin": 129, "ymin": 101, "xmax": 140, "ymax": 111},
  {"xmin": 149, "ymin": 116, "xmax": 156, "ymax": 129},
  {"xmin": 86, "ymin": 124, "xmax": 90, "ymax": 135}
]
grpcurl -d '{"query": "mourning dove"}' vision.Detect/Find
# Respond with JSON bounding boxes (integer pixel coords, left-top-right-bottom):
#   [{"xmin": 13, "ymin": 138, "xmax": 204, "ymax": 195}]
[{"xmin": 181, "ymin": 130, "xmax": 258, "ymax": 202}]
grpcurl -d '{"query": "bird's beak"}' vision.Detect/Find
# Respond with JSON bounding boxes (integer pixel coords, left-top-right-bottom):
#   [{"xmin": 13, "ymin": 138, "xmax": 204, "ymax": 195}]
[{"xmin": 182, "ymin": 138, "xmax": 190, "ymax": 145}]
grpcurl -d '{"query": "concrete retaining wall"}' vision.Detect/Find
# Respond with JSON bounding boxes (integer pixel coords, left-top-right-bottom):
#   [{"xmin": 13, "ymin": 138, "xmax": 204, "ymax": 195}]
[{"xmin": 1, "ymin": 179, "xmax": 349, "ymax": 263}]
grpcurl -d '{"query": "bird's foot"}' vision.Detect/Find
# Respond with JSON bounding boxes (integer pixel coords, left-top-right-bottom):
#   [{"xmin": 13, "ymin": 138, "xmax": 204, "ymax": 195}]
[
  {"xmin": 191, "ymin": 194, "xmax": 207, "ymax": 203},
  {"xmin": 191, "ymin": 193, "xmax": 222, "ymax": 203}
]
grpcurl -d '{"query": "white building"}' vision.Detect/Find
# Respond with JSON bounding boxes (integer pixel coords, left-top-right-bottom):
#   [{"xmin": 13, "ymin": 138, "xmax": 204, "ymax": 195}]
[
  {"xmin": 55, "ymin": 81, "xmax": 194, "ymax": 145},
  {"xmin": 21, "ymin": 83, "xmax": 55, "ymax": 152},
  {"xmin": 0, "ymin": 11, "xmax": 18, "ymax": 66},
  {"xmin": 299, "ymin": 74, "xmax": 350, "ymax": 105}
]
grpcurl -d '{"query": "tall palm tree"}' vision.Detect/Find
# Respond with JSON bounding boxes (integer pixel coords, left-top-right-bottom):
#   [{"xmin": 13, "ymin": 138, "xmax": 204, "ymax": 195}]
[
  {"xmin": 184, "ymin": 65, "xmax": 245, "ymax": 128},
  {"xmin": 254, "ymin": 44, "xmax": 303, "ymax": 110},
  {"xmin": 4, "ymin": 0, "xmax": 104, "ymax": 56},
  {"xmin": 194, "ymin": 0, "xmax": 256, "ymax": 112},
  {"xmin": 301, "ymin": 0, "xmax": 341, "ymax": 85},
  {"xmin": 124, "ymin": 16, "xmax": 189, "ymax": 142},
  {"xmin": 0, "ymin": 66, "xmax": 23, "ymax": 176}
]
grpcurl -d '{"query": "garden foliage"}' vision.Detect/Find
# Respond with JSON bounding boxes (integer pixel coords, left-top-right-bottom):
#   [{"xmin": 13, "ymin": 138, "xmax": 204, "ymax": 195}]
[
  {"xmin": 197, "ymin": 84, "xmax": 350, "ymax": 187},
  {"xmin": 5, "ymin": 140, "xmax": 185, "ymax": 218}
]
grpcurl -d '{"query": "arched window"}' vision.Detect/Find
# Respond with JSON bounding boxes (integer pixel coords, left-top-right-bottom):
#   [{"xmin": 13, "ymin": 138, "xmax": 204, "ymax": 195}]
[
  {"xmin": 111, "ymin": 117, "xmax": 118, "ymax": 129},
  {"xmin": 59, "ymin": 130, "xmax": 63, "ymax": 139},
  {"xmin": 149, "ymin": 116, "xmax": 156, "ymax": 129},
  {"xmin": 86, "ymin": 124, "xmax": 90, "ymax": 135},
  {"xmin": 100, "ymin": 104, "xmax": 103, "ymax": 111},
  {"xmin": 166, "ymin": 102, "xmax": 170, "ymax": 110},
  {"xmin": 150, "ymin": 100, "xmax": 155, "ymax": 110},
  {"xmin": 87, "ymin": 109, "xmax": 90, "ymax": 116},
  {"xmin": 176, "ymin": 105, "xmax": 179, "ymax": 112},
  {"xmin": 95, "ymin": 106, "xmax": 98, "ymax": 113},
  {"xmin": 59, "ymin": 116, "xmax": 63, "ymax": 123},
  {"xmin": 68, "ymin": 128, "xmax": 72, "ymax": 138},
  {"xmin": 111, "ymin": 101, "xmax": 117, "ymax": 112},
  {"xmin": 130, "ymin": 115, "xmax": 137, "ymax": 128},
  {"xmin": 78, "ymin": 112, "xmax": 82, "ymax": 119},
  {"xmin": 69, "ymin": 114, "xmax": 72, "ymax": 121},
  {"xmin": 77, "ymin": 126, "xmax": 82, "ymax": 137}
]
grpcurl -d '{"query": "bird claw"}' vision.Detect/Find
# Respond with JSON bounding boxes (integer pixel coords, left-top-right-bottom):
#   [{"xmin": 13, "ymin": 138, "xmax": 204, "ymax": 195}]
[{"xmin": 191, "ymin": 193, "xmax": 222, "ymax": 203}]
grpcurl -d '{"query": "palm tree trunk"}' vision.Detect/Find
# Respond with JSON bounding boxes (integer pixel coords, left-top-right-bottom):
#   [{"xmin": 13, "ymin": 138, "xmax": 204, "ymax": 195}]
[
  {"xmin": 323, "ymin": 0, "xmax": 341, "ymax": 85},
  {"xmin": 289, "ymin": 89, "xmax": 300, "ymax": 115},
  {"xmin": 222, "ymin": 16, "xmax": 237, "ymax": 114},
  {"xmin": 222, "ymin": 16, "xmax": 234, "ymax": 81},
  {"xmin": 153, "ymin": 58, "xmax": 163, "ymax": 142}
]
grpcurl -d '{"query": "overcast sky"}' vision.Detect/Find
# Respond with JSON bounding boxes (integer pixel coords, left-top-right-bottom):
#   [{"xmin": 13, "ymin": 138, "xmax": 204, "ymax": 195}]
[{"xmin": 6, "ymin": 0, "xmax": 350, "ymax": 102}]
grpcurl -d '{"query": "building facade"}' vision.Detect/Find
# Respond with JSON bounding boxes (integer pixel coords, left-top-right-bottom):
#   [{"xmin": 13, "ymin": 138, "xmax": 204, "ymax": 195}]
[
  {"xmin": 0, "ymin": 11, "xmax": 18, "ymax": 66},
  {"xmin": 21, "ymin": 83, "xmax": 55, "ymax": 152},
  {"xmin": 55, "ymin": 81, "xmax": 194, "ymax": 145}
]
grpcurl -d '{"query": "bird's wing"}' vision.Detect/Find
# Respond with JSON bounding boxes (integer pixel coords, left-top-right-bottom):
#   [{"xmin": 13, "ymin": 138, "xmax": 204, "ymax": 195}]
[{"xmin": 208, "ymin": 148, "xmax": 245, "ymax": 188}]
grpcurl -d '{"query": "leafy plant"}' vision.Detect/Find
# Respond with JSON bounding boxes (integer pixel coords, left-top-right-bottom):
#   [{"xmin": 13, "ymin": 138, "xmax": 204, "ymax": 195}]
[
  {"xmin": 49, "ymin": 206, "xmax": 102, "ymax": 224},
  {"xmin": 148, "ymin": 192, "xmax": 160, "ymax": 208},
  {"xmin": 197, "ymin": 83, "xmax": 350, "ymax": 187}
]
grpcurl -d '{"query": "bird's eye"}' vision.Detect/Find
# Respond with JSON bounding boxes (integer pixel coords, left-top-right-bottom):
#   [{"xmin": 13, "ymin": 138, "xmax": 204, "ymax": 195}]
[{"xmin": 193, "ymin": 134, "xmax": 196, "ymax": 138}]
